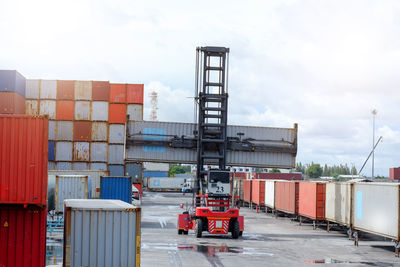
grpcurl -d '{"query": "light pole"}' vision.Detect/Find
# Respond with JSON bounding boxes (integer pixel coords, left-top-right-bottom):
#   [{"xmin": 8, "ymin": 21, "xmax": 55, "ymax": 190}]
[{"xmin": 371, "ymin": 109, "xmax": 377, "ymax": 178}]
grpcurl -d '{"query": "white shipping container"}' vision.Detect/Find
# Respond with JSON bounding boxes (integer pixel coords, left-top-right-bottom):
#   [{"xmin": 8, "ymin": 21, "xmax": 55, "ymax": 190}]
[
  {"xmin": 55, "ymin": 142, "xmax": 73, "ymax": 161},
  {"xmin": 91, "ymin": 122, "xmax": 108, "ymax": 141},
  {"xmin": 55, "ymin": 162, "xmax": 72, "ymax": 170},
  {"xmin": 39, "ymin": 100, "xmax": 56, "ymax": 119},
  {"xmin": 25, "ymin": 100, "xmax": 39, "ymax": 116},
  {"xmin": 325, "ymin": 182, "xmax": 352, "ymax": 226},
  {"xmin": 74, "ymin": 81, "xmax": 92, "ymax": 100},
  {"xmin": 40, "ymin": 80, "xmax": 57, "ymax": 99},
  {"xmin": 352, "ymin": 183, "xmax": 400, "ymax": 240},
  {"xmin": 91, "ymin": 101, "xmax": 109, "ymax": 121},
  {"xmin": 49, "ymin": 121, "xmax": 56, "ymax": 140},
  {"xmin": 25, "ymin": 79, "xmax": 40, "ymax": 99},
  {"xmin": 53, "ymin": 175, "xmax": 90, "ymax": 212},
  {"xmin": 143, "ymin": 162, "xmax": 169, "ymax": 172},
  {"xmin": 127, "ymin": 104, "xmax": 143, "ymax": 121},
  {"xmin": 75, "ymin": 101, "xmax": 91, "ymax": 120},
  {"xmin": 109, "ymin": 124, "xmax": 125, "ymax": 144},
  {"xmin": 108, "ymin": 144, "xmax": 124, "ymax": 164},
  {"xmin": 90, "ymin": 142, "xmax": 108, "ymax": 162},
  {"xmin": 147, "ymin": 177, "xmax": 186, "ymax": 190},
  {"xmin": 63, "ymin": 199, "xmax": 141, "ymax": 267},
  {"xmin": 72, "ymin": 162, "xmax": 89, "ymax": 170},
  {"xmin": 74, "ymin": 142, "xmax": 90, "ymax": 161},
  {"xmin": 90, "ymin": 163, "xmax": 108, "ymax": 171},
  {"xmin": 264, "ymin": 180, "xmax": 276, "ymax": 209},
  {"xmin": 49, "ymin": 170, "xmax": 109, "ymax": 199},
  {"xmin": 55, "ymin": 121, "xmax": 73, "ymax": 141}
]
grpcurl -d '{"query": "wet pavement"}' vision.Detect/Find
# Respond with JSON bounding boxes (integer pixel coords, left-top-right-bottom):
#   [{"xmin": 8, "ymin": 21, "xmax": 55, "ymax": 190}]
[{"xmin": 141, "ymin": 192, "xmax": 400, "ymax": 267}]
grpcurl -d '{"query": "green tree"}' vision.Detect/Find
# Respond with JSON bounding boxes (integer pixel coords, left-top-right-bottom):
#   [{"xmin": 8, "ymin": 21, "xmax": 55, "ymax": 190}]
[
  {"xmin": 169, "ymin": 164, "xmax": 186, "ymax": 177},
  {"xmin": 306, "ymin": 163, "xmax": 323, "ymax": 178},
  {"xmin": 269, "ymin": 168, "xmax": 281, "ymax": 173}
]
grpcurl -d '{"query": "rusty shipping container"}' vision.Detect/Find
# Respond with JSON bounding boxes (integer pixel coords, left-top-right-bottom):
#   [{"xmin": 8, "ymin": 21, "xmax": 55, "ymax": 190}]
[
  {"xmin": 55, "ymin": 121, "xmax": 73, "ymax": 141},
  {"xmin": 56, "ymin": 101, "xmax": 74, "ymax": 120},
  {"xmin": 74, "ymin": 121, "xmax": 91, "ymax": 141},
  {"xmin": 0, "ymin": 205, "xmax": 46, "ymax": 267},
  {"xmin": 39, "ymin": 100, "xmax": 56, "ymax": 119},
  {"xmin": 109, "ymin": 83, "xmax": 127, "ymax": 103},
  {"xmin": 109, "ymin": 104, "xmax": 127, "ymax": 124},
  {"xmin": 126, "ymin": 84, "xmax": 144, "ymax": 104},
  {"xmin": 0, "ymin": 115, "xmax": 48, "ymax": 206},
  {"xmin": 91, "ymin": 122, "xmax": 108, "ymax": 141},
  {"xmin": 243, "ymin": 180, "xmax": 252, "ymax": 203},
  {"xmin": 40, "ymin": 80, "xmax": 57, "ymax": 99},
  {"xmin": 25, "ymin": 100, "xmax": 39, "ymax": 116},
  {"xmin": 25, "ymin": 79, "xmax": 40, "ymax": 99},
  {"xmin": 0, "ymin": 92, "xmax": 25, "ymax": 114},
  {"xmin": 275, "ymin": 181, "xmax": 299, "ymax": 215},
  {"xmin": 92, "ymin": 81, "xmax": 110, "ymax": 101},
  {"xmin": 74, "ymin": 101, "xmax": 91, "ymax": 120},
  {"xmin": 74, "ymin": 81, "xmax": 92, "ymax": 100},
  {"xmin": 57, "ymin": 80, "xmax": 74, "ymax": 100},
  {"xmin": 73, "ymin": 142, "xmax": 90, "ymax": 161},
  {"xmin": 298, "ymin": 181, "xmax": 326, "ymax": 220},
  {"xmin": 91, "ymin": 101, "xmax": 109, "ymax": 121},
  {"xmin": 251, "ymin": 179, "xmax": 265, "ymax": 206}
]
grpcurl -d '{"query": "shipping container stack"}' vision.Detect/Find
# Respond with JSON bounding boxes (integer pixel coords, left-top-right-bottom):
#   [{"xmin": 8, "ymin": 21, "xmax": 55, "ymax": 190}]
[
  {"xmin": 0, "ymin": 70, "xmax": 26, "ymax": 114},
  {"xmin": 0, "ymin": 115, "xmax": 48, "ymax": 267},
  {"xmin": 22, "ymin": 75, "xmax": 144, "ymax": 175}
]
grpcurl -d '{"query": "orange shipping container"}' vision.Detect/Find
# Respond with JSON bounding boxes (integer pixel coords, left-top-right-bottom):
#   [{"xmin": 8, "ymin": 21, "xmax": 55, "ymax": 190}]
[
  {"xmin": 57, "ymin": 80, "xmax": 74, "ymax": 100},
  {"xmin": 298, "ymin": 181, "xmax": 326, "ymax": 220},
  {"xmin": 109, "ymin": 104, "xmax": 127, "ymax": 124},
  {"xmin": 126, "ymin": 84, "xmax": 144, "ymax": 104},
  {"xmin": 73, "ymin": 121, "xmax": 92, "ymax": 141},
  {"xmin": 0, "ymin": 92, "xmax": 25, "ymax": 114},
  {"xmin": 275, "ymin": 181, "xmax": 299, "ymax": 214},
  {"xmin": 92, "ymin": 81, "xmax": 110, "ymax": 101},
  {"xmin": 251, "ymin": 179, "xmax": 265, "ymax": 206},
  {"xmin": 56, "ymin": 101, "xmax": 74, "ymax": 120},
  {"xmin": 243, "ymin": 180, "xmax": 252, "ymax": 203},
  {"xmin": 109, "ymin": 84, "xmax": 126, "ymax": 103}
]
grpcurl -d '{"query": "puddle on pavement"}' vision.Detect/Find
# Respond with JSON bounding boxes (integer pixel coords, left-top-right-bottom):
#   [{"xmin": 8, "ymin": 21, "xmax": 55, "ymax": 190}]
[{"xmin": 304, "ymin": 258, "xmax": 394, "ymax": 266}]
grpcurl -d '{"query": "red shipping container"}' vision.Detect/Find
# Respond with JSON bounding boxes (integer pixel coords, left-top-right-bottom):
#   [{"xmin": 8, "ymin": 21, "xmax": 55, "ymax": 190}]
[
  {"xmin": 92, "ymin": 81, "xmax": 110, "ymax": 101},
  {"xmin": 243, "ymin": 180, "xmax": 252, "ymax": 203},
  {"xmin": 0, "ymin": 206, "xmax": 46, "ymax": 267},
  {"xmin": 275, "ymin": 181, "xmax": 299, "ymax": 214},
  {"xmin": 73, "ymin": 121, "xmax": 92, "ymax": 141},
  {"xmin": 251, "ymin": 179, "xmax": 265, "ymax": 206},
  {"xmin": 57, "ymin": 80, "xmax": 74, "ymax": 100},
  {"xmin": 0, "ymin": 115, "xmax": 48, "ymax": 206},
  {"xmin": 126, "ymin": 84, "xmax": 144, "ymax": 104},
  {"xmin": 109, "ymin": 104, "xmax": 127, "ymax": 123},
  {"xmin": 298, "ymin": 181, "xmax": 326, "ymax": 220},
  {"xmin": 0, "ymin": 92, "xmax": 25, "ymax": 114},
  {"xmin": 109, "ymin": 84, "xmax": 127, "ymax": 103},
  {"xmin": 56, "ymin": 101, "xmax": 74, "ymax": 120},
  {"xmin": 255, "ymin": 172, "xmax": 302, "ymax": 180},
  {"xmin": 390, "ymin": 168, "xmax": 400, "ymax": 180},
  {"xmin": 230, "ymin": 172, "xmax": 247, "ymax": 179}
]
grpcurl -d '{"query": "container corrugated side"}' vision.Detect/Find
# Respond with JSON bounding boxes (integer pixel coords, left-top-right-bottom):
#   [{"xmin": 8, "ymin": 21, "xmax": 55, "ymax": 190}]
[
  {"xmin": 74, "ymin": 81, "xmax": 92, "ymax": 100},
  {"xmin": 63, "ymin": 199, "xmax": 141, "ymax": 267},
  {"xmin": 55, "ymin": 141, "xmax": 73, "ymax": 161},
  {"xmin": 109, "ymin": 124, "xmax": 125, "ymax": 144},
  {"xmin": 109, "ymin": 165, "xmax": 125, "ymax": 176},
  {"xmin": 264, "ymin": 180, "xmax": 276, "ymax": 209},
  {"xmin": 55, "ymin": 175, "xmax": 90, "ymax": 212},
  {"xmin": 251, "ymin": 180, "xmax": 265, "ymax": 206},
  {"xmin": 74, "ymin": 101, "xmax": 91, "ymax": 120},
  {"xmin": 147, "ymin": 177, "xmax": 186, "ymax": 190},
  {"xmin": 40, "ymin": 80, "xmax": 57, "ymax": 99},
  {"xmin": 73, "ymin": 142, "xmax": 90, "ymax": 161},
  {"xmin": 100, "ymin": 176, "xmax": 132, "ymax": 203},
  {"xmin": 49, "ymin": 170, "xmax": 109, "ymax": 200},
  {"xmin": 352, "ymin": 183, "xmax": 400, "ymax": 240},
  {"xmin": 108, "ymin": 145, "xmax": 124, "ymax": 164},
  {"xmin": 0, "ymin": 70, "xmax": 26, "ymax": 97},
  {"xmin": 25, "ymin": 100, "xmax": 39, "ymax": 116},
  {"xmin": 0, "ymin": 115, "xmax": 48, "ymax": 206},
  {"xmin": 126, "ymin": 121, "xmax": 297, "ymax": 168},
  {"xmin": 90, "ymin": 163, "xmax": 108, "ymax": 171},
  {"xmin": 25, "ymin": 79, "xmax": 40, "ymax": 99},
  {"xmin": 275, "ymin": 181, "xmax": 298, "ymax": 214},
  {"xmin": 55, "ymin": 162, "xmax": 72, "ymax": 170},
  {"xmin": 143, "ymin": 162, "xmax": 169, "ymax": 172},
  {"xmin": 243, "ymin": 180, "xmax": 252, "ymax": 203},
  {"xmin": 0, "ymin": 92, "xmax": 25, "ymax": 114},
  {"xmin": 298, "ymin": 181, "xmax": 325, "ymax": 220},
  {"xmin": 325, "ymin": 182, "xmax": 352, "ymax": 226},
  {"xmin": 91, "ymin": 122, "xmax": 108, "ymax": 141},
  {"xmin": 48, "ymin": 121, "xmax": 56, "ymax": 140},
  {"xmin": 91, "ymin": 101, "xmax": 109, "ymax": 121},
  {"xmin": 72, "ymin": 162, "xmax": 89, "ymax": 170},
  {"xmin": 0, "ymin": 205, "xmax": 46, "ymax": 267},
  {"xmin": 143, "ymin": 171, "xmax": 168, "ymax": 178},
  {"xmin": 90, "ymin": 142, "xmax": 108, "ymax": 162},
  {"xmin": 55, "ymin": 121, "xmax": 73, "ymax": 141},
  {"xmin": 127, "ymin": 104, "xmax": 143, "ymax": 121},
  {"xmin": 39, "ymin": 100, "xmax": 56, "ymax": 119},
  {"xmin": 125, "ymin": 163, "xmax": 143, "ymax": 183}
]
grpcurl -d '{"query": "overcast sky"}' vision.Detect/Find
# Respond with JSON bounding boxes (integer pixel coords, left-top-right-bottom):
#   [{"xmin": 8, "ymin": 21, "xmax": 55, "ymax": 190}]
[{"xmin": 1, "ymin": 0, "xmax": 399, "ymax": 176}]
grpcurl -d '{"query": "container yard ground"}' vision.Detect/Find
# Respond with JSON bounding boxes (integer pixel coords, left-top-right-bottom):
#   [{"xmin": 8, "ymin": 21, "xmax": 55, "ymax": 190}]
[{"xmin": 141, "ymin": 192, "xmax": 399, "ymax": 267}]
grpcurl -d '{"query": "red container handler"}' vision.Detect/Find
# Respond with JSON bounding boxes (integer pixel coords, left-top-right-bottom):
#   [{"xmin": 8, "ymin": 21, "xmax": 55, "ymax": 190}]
[
  {"xmin": 298, "ymin": 181, "xmax": 326, "ymax": 220},
  {"xmin": 251, "ymin": 179, "xmax": 265, "ymax": 206},
  {"xmin": 243, "ymin": 180, "xmax": 252, "ymax": 203},
  {"xmin": 0, "ymin": 115, "xmax": 48, "ymax": 206},
  {"xmin": 0, "ymin": 205, "xmax": 46, "ymax": 267},
  {"xmin": 275, "ymin": 181, "xmax": 299, "ymax": 214}
]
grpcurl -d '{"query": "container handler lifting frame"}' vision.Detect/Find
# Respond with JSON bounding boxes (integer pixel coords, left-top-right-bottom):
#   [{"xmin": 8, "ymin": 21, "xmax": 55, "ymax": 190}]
[{"xmin": 178, "ymin": 46, "xmax": 244, "ymax": 239}]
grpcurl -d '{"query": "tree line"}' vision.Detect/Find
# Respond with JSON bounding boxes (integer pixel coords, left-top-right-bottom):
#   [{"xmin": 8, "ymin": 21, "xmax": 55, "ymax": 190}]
[{"xmin": 295, "ymin": 162, "xmax": 357, "ymax": 178}]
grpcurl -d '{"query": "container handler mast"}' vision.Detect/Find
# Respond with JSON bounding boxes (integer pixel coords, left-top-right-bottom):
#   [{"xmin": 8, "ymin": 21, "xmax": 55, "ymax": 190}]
[{"xmin": 178, "ymin": 47, "xmax": 244, "ymax": 238}]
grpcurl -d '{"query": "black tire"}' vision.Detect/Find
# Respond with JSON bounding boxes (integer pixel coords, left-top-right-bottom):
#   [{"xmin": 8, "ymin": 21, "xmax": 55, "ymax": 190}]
[
  {"xmin": 183, "ymin": 211, "xmax": 189, "ymax": 214},
  {"xmin": 232, "ymin": 220, "xmax": 240, "ymax": 239},
  {"xmin": 195, "ymin": 219, "xmax": 203, "ymax": 238},
  {"xmin": 239, "ymin": 231, "xmax": 243, "ymax": 236},
  {"xmin": 178, "ymin": 229, "xmax": 183, "ymax": 235},
  {"xmin": 183, "ymin": 230, "xmax": 188, "ymax": 235}
]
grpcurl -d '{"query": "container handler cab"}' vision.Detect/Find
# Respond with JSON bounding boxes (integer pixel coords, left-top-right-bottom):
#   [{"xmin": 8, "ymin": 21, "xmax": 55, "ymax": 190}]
[{"xmin": 177, "ymin": 47, "xmax": 244, "ymax": 238}]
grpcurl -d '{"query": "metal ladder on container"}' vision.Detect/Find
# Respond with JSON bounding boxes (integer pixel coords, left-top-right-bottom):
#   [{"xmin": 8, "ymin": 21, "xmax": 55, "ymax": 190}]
[{"xmin": 195, "ymin": 46, "xmax": 229, "ymax": 195}]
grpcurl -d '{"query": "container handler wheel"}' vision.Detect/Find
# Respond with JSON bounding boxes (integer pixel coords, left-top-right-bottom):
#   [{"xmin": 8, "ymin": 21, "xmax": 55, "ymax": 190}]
[
  {"xmin": 239, "ymin": 231, "xmax": 243, "ymax": 236},
  {"xmin": 195, "ymin": 219, "xmax": 203, "ymax": 238},
  {"xmin": 178, "ymin": 229, "xmax": 183, "ymax": 235},
  {"xmin": 232, "ymin": 220, "xmax": 240, "ymax": 239},
  {"xmin": 183, "ymin": 230, "xmax": 188, "ymax": 235}
]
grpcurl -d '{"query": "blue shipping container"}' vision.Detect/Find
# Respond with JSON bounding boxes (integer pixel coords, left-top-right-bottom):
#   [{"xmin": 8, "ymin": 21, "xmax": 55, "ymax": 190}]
[
  {"xmin": 100, "ymin": 176, "xmax": 132, "ymax": 203},
  {"xmin": 0, "ymin": 70, "xmax": 26, "ymax": 97},
  {"xmin": 143, "ymin": 171, "xmax": 169, "ymax": 178},
  {"xmin": 125, "ymin": 162, "xmax": 142, "ymax": 183},
  {"xmin": 109, "ymin": 165, "xmax": 124, "ymax": 176},
  {"xmin": 48, "ymin": 141, "xmax": 55, "ymax": 161}
]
